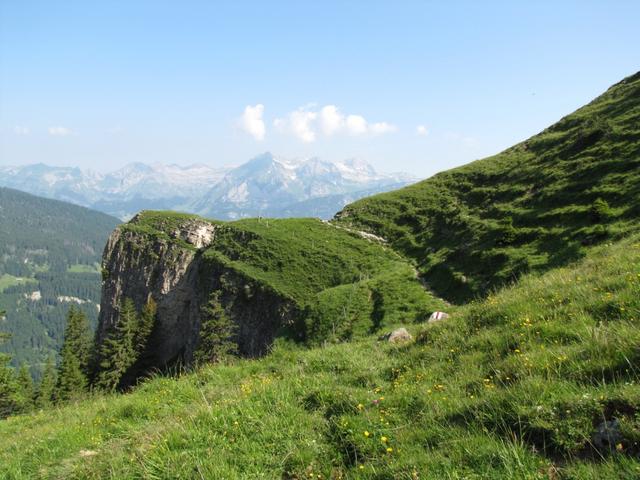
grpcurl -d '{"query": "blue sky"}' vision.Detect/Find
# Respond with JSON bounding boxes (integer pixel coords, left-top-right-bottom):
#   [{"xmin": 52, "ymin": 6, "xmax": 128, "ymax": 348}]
[{"xmin": 1, "ymin": 1, "xmax": 638, "ymax": 177}]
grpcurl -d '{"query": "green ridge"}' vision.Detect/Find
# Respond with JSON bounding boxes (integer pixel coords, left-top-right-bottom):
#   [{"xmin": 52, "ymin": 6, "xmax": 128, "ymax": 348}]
[
  {"xmin": 335, "ymin": 71, "xmax": 640, "ymax": 303},
  {"xmin": 125, "ymin": 212, "xmax": 445, "ymax": 343}
]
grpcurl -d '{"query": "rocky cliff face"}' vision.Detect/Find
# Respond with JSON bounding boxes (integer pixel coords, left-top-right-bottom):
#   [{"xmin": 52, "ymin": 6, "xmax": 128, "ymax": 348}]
[
  {"xmin": 96, "ymin": 211, "xmax": 444, "ymax": 380},
  {"xmin": 97, "ymin": 214, "xmax": 300, "ymax": 372}
]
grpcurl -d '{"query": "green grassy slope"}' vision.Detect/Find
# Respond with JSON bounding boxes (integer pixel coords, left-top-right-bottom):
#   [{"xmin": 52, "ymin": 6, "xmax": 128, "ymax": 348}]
[
  {"xmin": 123, "ymin": 211, "xmax": 445, "ymax": 344},
  {"xmin": 0, "ymin": 188, "xmax": 120, "ymax": 374},
  {"xmin": 335, "ymin": 72, "xmax": 640, "ymax": 303},
  {"xmin": 1, "ymin": 233, "xmax": 639, "ymax": 479}
]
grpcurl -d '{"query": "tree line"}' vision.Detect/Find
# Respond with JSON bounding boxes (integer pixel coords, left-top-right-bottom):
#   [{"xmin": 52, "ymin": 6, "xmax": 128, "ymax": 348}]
[
  {"xmin": 0, "ymin": 290, "xmax": 237, "ymax": 418},
  {"xmin": 0, "ymin": 298, "xmax": 156, "ymax": 417}
]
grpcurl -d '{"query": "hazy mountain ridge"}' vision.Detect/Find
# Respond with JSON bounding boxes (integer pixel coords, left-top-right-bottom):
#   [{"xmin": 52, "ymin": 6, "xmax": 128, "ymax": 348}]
[{"xmin": 0, "ymin": 155, "xmax": 415, "ymax": 221}]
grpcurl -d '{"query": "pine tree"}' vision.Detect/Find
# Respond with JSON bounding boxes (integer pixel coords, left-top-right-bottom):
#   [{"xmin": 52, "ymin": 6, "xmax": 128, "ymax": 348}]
[
  {"xmin": 194, "ymin": 292, "xmax": 237, "ymax": 366},
  {"xmin": 136, "ymin": 297, "xmax": 157, "ymax": 353},
  {"xmin": 0, "ymin": 357, "xmax": 17, "ymax": 418},
  {"xmin": 0, "ymin": 311, "xmax": 19, "ymax": 418},
  {"xmin": 97, "ymin": 298, "xmax": 139, "ymax": 392},
  {"xmin": 16, "ymin": 364, "xmax": 34, "ymax": 412},
  {"xmin": 36, "ymin": 356, "xmax": 57, "ymax": 409},
  {"xmin": 55, "ymin": 306, "xmax": 92, "ymax": 402}
]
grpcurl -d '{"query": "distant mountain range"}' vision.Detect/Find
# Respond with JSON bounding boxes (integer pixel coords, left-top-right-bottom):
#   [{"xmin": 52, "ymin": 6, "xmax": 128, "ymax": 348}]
[{"xmin": 0, "ymin": 153, "xmax": 415, "ymax": 220}]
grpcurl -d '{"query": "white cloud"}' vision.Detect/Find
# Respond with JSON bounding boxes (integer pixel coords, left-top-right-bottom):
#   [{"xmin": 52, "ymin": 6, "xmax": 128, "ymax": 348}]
[
  {"xmin": 416, "ymin": 125, "xmax": 429, "ymax": 136},
  {"xmin": 319, "ymin": 105, "xmax": 345, "ymax": 135},
  {"xmin": 345, "ymin": 115, "xmax": 368, "ymax": 135},
  {"xmin": 290, "ymin": 110, "xmax": 317, "ymax": 143},
  {"xmin": 271, "ymin": 104, "xmax": 396, "ymax": 142},
  {"xmin": 239, "ymin": 104, "xmax": 266, "ymax": 141},
  {"xmin": 48, "ymin": 126, "xmax": 73, "ymax": 136},
  {"xmin": 275, "ymin": 108, "xmax": 317, "ymax": 143},
  {"xmin": 14, "ymin": 126, "xmax": 30, "ymax": 135}
]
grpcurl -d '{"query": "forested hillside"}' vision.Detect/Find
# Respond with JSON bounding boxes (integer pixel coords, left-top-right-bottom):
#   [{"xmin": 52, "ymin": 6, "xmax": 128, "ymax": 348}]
[
  {"xmin": 0, "ymin": 188, "xmax": 119, "ymax": 375},
  {"xmin": 336, "ymin": 71, "xmax": 640, "ymax": 303}
]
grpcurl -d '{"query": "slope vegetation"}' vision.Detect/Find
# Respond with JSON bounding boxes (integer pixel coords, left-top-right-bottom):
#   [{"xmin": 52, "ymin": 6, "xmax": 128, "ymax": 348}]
[
  {"xmin": 335, "ymin": 72, "xmax": 640, "ymax": 302},
  {"xmin": 1, "ymin": 233, "xmax": 639, "ymax": 479},
  {"xmin": 0, "ymin": 188, "xmax": 119, "ymax": 373}
]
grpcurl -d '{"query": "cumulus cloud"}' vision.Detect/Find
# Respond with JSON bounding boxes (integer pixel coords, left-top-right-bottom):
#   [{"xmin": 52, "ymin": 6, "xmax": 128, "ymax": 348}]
[
  {"xmin": 274, "ymin": 108, "xmax": 317, "ymax": 143},
  {"xmin": 239, "ymin": 104, "xmax": 266, "ymax": 141},
  {"xmin": 319, "ymin": 105, "xmax": 345, "ymax": 135},
  {"xmin": 48, "ymin": 126, "xmax": 73, "ymax": 136},
  {"xmin": 275, "ymin": 104, "xmax": 396, "ymax": 142},
  {"xmin": 14, "ymin": 126, "xmax": 30, "ymax": 135},
  {"xmin": 290, "ymin": 109, "xmax": 317, "ymax": 143},
  {"xmin": 416, "ymin": 125, "xmax": 429, "ymax": 136},
  {"xmin": 345, "ymin": 115, "xmax": 368, "ymax": 135}
]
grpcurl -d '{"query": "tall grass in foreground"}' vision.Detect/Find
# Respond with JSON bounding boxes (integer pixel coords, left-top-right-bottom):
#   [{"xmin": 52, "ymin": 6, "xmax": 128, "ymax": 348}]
[{"xmin": 1, "ymin": 236, "xmax": 639, "ymax": 479}]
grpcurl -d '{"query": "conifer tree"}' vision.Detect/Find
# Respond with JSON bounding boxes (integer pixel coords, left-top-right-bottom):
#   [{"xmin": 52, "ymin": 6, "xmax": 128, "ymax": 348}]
[
  {"xmin": 136, "ymin": 297, "xmax": 157, "ymax": 353},
  {"xmin": 16, "ymin": 364, "xmax": 34, "ymax": 412},
  {"xmin": 97, "ymin": 298, "xmax": 139, "ymax": 392},
  {"xmin": 0, "ymin": 358, "xmax": 17, "ymax": 418},
  {"xmin": 55, "ymin": 306, "xmax": 92, "ymax": 402},
  {"xmin": 194, "ymin": 292, "xmax": 237, "ymax": 366},
  {"xmin": 36, "ymin": 356, "xmax": 57, "ymax": 409},
  {"xmin": 0, "ymin": 312, "xmax": 19, "ymax": 418}
]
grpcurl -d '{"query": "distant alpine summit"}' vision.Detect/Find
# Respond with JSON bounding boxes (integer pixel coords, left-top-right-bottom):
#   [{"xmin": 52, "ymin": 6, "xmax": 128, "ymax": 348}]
[{"xmin": 0, "ymin": 153, "xmax": 415, "ymax": 220}]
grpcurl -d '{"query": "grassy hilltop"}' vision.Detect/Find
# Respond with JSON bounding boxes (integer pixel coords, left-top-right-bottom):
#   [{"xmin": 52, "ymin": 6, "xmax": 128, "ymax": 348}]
[
  {"xmin": 121, "ymin": 211, "xmax": 445, "ymax": 346},
  {"xmin": 336, "ymin": 72, "xmax": 640, "ymax": 303}
]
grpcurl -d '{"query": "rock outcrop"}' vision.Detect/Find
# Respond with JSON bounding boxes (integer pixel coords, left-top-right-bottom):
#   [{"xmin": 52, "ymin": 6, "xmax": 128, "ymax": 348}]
[
  {"xmin": 96, "ymin": 211, "xmax": 444, "ymax": 383},
  {"xmin": 592, "ymin": 419, "xmax": 624, "ymax": 451},
  {"xmin": 428, "ymin": 311, "xmax": 450, "ymax": 323},
  {"xmin": 379, "ymin": 327, "xmax": 413, "ymax": 344},
  {"xmin": 97, "ymin": 214, "xmax": 300, "ymax": 374}
]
